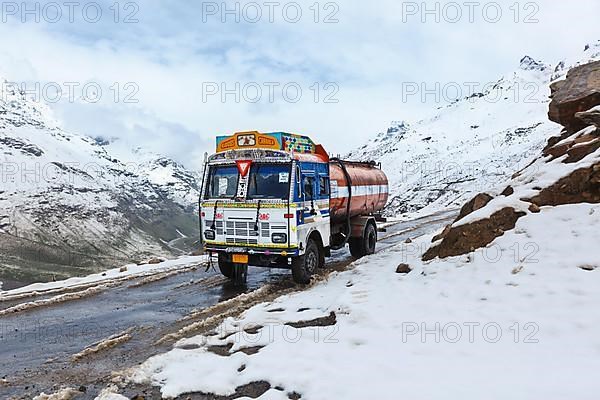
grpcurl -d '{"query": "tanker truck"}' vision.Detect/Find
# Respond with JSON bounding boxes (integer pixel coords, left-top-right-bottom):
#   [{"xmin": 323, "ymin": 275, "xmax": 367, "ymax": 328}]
[{"xmin": 199, "ymin": 131, "xmax": 389, "ymax": 285}]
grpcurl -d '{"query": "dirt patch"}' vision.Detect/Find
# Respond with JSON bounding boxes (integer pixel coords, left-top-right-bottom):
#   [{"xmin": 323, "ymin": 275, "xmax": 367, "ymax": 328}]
[
  {"xmin": 207, "ymin": 343, "xmax": 234, "ymax": 357},
  {"xmin": 121, "ymin": 381, "xmax": 273, "ymax": 400},
  {"xmin": 285, "ymin": 311, "xmax": 337, "ymax": 329},
  {"xmin": 423, "ymin": 207, "xmax": 526, "ymax": 261},
  {"xmin": 237, "ymin": 346, "xmax": 264, "ymax": 356},
  {"xmin": 243, "ymin": 325, "xmax": 263, "ymax": 335}
]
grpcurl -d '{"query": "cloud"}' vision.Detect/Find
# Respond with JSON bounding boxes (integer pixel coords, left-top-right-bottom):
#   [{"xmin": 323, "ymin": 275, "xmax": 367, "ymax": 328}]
[{"xmin": 0, "ymin": 0, "xmax": 598, "ymax": 168}]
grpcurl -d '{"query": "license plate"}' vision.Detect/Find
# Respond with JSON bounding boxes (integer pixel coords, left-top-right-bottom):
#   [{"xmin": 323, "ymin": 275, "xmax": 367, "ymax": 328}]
[{"xmin": 232, "ymin": 254, "xmax": 249, "ymax": 264}]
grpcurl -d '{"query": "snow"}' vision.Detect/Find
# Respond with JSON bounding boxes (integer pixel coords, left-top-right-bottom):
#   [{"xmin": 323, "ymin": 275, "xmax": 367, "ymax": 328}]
[
  {"xmin": 1, "ymin": 75, "xmax": 202, "ymax": 279},
  {"xmin": 347, "ymin": 44, "xmax": 600, "ymax": 217},
  {"xmin": 0, "ymin": 255, "xmax": 207, "ymax": 299},
  {"xmin": 451, "ymin": 126, "xmax": 600, "ymax": 227},
  {"xmin": 129, "ymin": 203, "xmax": 600, "ymax": 399},
  {"xmin": 94, "ymin": 386, "xmax": 129, "ymax": 400},
  {"xmin": 72, "ymin": 328, "xmax": 134, "ymax": 362},
  {"xmin": 32, "ymin": 388, "xmax": 80, "ymax": 400}
]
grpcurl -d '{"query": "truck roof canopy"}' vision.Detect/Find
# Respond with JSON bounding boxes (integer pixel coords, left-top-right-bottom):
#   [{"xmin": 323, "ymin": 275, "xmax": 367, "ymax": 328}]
[{"xmin": 216, "ymin": 131, "xmax": 329, "ymax": 162}]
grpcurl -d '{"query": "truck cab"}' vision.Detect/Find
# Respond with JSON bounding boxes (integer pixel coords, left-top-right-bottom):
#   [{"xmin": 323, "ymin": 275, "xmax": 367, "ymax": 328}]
[{"xmin": 200, "ymin": 131, "xmax": 388, "ymax": 285}]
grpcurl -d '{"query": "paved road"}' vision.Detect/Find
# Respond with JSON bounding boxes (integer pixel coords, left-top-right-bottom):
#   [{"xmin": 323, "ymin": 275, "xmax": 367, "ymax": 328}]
[{"xmin": 0, "ymin": 209, "xmax": 457, "ymax": 398}]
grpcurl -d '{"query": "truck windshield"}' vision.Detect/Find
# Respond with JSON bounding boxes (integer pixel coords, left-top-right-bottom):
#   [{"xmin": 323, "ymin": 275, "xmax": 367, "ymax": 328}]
[
  {"xmin": 206, "ymin": 166, "xmax": 239, "ymax": 199},
  {"xmin": 247, "ymin": 164, "xmax": 291, "ymax": 200}
]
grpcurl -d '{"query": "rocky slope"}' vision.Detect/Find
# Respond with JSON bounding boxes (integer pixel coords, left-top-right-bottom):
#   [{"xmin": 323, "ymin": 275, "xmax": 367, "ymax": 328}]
[
  {"xmin": 423, "ymin": 57, "xmax": 600, "ymax": 261},
  {"xmin": 348, "ymin": 41, "xmax": 600, "ymax": 216},
  {"xmin": 0, "ymin": 79, "xmax": 202, "ymax": 286}
]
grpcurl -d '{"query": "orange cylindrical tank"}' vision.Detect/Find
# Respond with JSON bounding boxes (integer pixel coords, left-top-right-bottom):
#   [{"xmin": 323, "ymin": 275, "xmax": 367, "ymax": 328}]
[{"xmin": 329, "ymin": 160, "xmax": 389, "ymax": 222}]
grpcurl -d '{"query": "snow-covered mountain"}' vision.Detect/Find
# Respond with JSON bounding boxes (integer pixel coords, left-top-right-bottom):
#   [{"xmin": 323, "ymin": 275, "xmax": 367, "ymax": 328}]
[
  {"xmin": 348, "ymin": 41, "xmax": 600, "ymax": 216},
  {"xmin": 0, "ymin": 79, "xmax": 202, "ymax": 284}
]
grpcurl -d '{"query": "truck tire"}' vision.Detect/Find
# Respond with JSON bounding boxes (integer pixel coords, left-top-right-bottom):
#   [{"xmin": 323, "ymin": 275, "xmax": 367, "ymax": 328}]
[
  {"xmin": 349, "ymin": 223, "xmax": 377, "ymax": 258},
  {"xmin": 218, "ymin": 254, "xmax": 234, "ymax": 279},
  {"xmin": 232, "ymin": 263, "xmax": 248, "ymax": 287},
  {"xmin": 292, "ymin": 239, "xmax": 319, "ymax": 284}
]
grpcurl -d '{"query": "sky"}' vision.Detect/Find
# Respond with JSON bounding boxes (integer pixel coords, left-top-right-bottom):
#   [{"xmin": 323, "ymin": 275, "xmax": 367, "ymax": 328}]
[{"xmin": 0, "ymin": 0, "xmax": 598, "ymax": 169}]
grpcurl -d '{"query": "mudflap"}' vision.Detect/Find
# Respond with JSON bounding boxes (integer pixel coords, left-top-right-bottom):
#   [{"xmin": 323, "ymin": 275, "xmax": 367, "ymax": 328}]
[{"xmin": 232, "ymin": 263, "xmax": 248, "ymax": 286}]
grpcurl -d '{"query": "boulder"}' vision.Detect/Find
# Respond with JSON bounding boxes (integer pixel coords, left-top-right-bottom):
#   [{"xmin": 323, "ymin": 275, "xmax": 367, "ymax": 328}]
[
  {"xmin": 454, "ymin": 193, "xmax": 494, "ymax": 223},
  {"xmin": 396, "ymin": 264, "xmax": 413, "ymax": 274},
  {"xmin": 423, "ymin": 208, "xmax": 526, "ymax": 261},
  {"xmin": 575, "ymin": 106, "xmax": 600, "ymax": 128},
  {"xmin": 500, "ymin": 186, "xmax": 514, "ymax": 196},
  {"xmin": 548, "ymin": 61, "xmax": 600, "ymax": 133}
]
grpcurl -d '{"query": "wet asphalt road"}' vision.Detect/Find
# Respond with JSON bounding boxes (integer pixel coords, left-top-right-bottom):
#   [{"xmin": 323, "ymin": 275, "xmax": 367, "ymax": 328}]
[{"xmin": 0, "ymin": 210, "xmax": 457, "ymax": 397}]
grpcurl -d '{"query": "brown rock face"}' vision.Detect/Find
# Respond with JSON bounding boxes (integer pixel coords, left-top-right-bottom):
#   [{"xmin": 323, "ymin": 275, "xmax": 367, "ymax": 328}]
[
  {"xmin": 548, "ymin": 61, "xmax": 600, "ymax": 133},
  {"xmin": 529, "ymin": 163, "xmax": 600, "ymax": 206},
  {"xmin": 454, "ymin": 193, "xmax": 494, "ymax": 223},
  {"xmin": 576, "ymin": 107, "xmax": 600, "ymax": 128},
  {"xmin": 422, "ymin": 207, "xmax": 526, "ymax": 261},
  {"xmin": 543, "ymin": 127, "xmax": 600, "ymax": 162},
  {"xmin": 501, "ymin": 186, "xmax": 515, "ymax": 196},
  {"xmin": 564, "ymin": 137, "xmax": 600, "ymax": 163},
  {"xmin": 432, "ymin": 224, "xmax": 452, "ymax": 243}
]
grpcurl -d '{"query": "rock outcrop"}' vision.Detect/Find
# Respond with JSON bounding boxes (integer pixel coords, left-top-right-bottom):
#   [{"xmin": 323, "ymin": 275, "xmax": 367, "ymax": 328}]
[
  {"xmin": 548, "ymin": 61, "xmax": 600, "ymax": 133},
  {"xmin": 423, "ymin": 56, "xmax": 600, "ymax": 262},
  {"xmin": 423, "ymin": 208, "xmax": 526, "ymax": 261}
]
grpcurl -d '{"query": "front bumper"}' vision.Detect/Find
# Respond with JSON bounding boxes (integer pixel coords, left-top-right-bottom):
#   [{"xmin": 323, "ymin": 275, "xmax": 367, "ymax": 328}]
[{"xmin": 204, "ymin": 242, "xmax": 299, "ymax": 257}]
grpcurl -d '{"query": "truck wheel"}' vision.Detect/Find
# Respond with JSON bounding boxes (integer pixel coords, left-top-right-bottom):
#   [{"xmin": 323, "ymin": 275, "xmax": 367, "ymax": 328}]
[
  {"xmin": 218, "ymin": 254, "xmax": 234, "ymax": 279},
  {"xmin": 292, "ymin": 239, "xmax": 319, "ymax": 284},
  {"xmin": 349, "ymin": 223, "xmax": 377, "ymax": 258},
  {"xmin": 232, "ymin": 263, "xmax": 248, "ymax": 287}
]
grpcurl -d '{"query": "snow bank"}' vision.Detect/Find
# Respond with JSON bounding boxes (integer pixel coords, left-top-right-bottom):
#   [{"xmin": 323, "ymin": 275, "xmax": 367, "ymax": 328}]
[
  {"xmin": 0, "ymin": 255, "xmax": 207, "ymax": 300},
  {"xmin": 130, "ymin": 204, "xmax": 600, "ymax": 399},
  {"xmin": 33, "ymin": 388, "xmax": 81, "ymax": 400},
  {"xmin": 94, "ymin": 386, "xmax": 129, "ymax": 400}
]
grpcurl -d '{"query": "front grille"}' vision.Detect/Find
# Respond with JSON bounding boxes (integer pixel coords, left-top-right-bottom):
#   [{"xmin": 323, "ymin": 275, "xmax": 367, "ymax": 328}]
[
  {"xmin": 221, "ymin": 219, "xmax": 288, "ymax": 245},
  {"xmin": 226, "ymin": 237, "xmax": 259, "ymax": 245},
  {"xmin": 225, "ymin": 220, "xmax": 260, "ymax": 244},
  {"xmin": 225, "ymin": 221, "xmax": 259, "ymax": 237},
  {"xmin": 261, "ymin": 222, "xmax": 270, "ymax": 238},
  {"xmin": 205, "ymin": 220, "xmax": 224, "ymax": 235}
]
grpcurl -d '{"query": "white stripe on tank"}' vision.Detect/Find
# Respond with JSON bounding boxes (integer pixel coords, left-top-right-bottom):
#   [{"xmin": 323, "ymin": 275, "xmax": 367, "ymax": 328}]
[{"xmin": 331, "ymin": 184, "xmax": 388, "ymax": 199}]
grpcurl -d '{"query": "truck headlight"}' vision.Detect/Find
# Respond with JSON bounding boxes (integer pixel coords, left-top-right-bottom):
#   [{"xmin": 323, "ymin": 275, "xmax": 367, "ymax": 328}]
[
  {"xmin": 204, "ymin": 230, "xmax": 216, "ymax": 240},
  {"xmin": 271, "ymin": 233, "xmax": 287, "ymax": 244}
]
